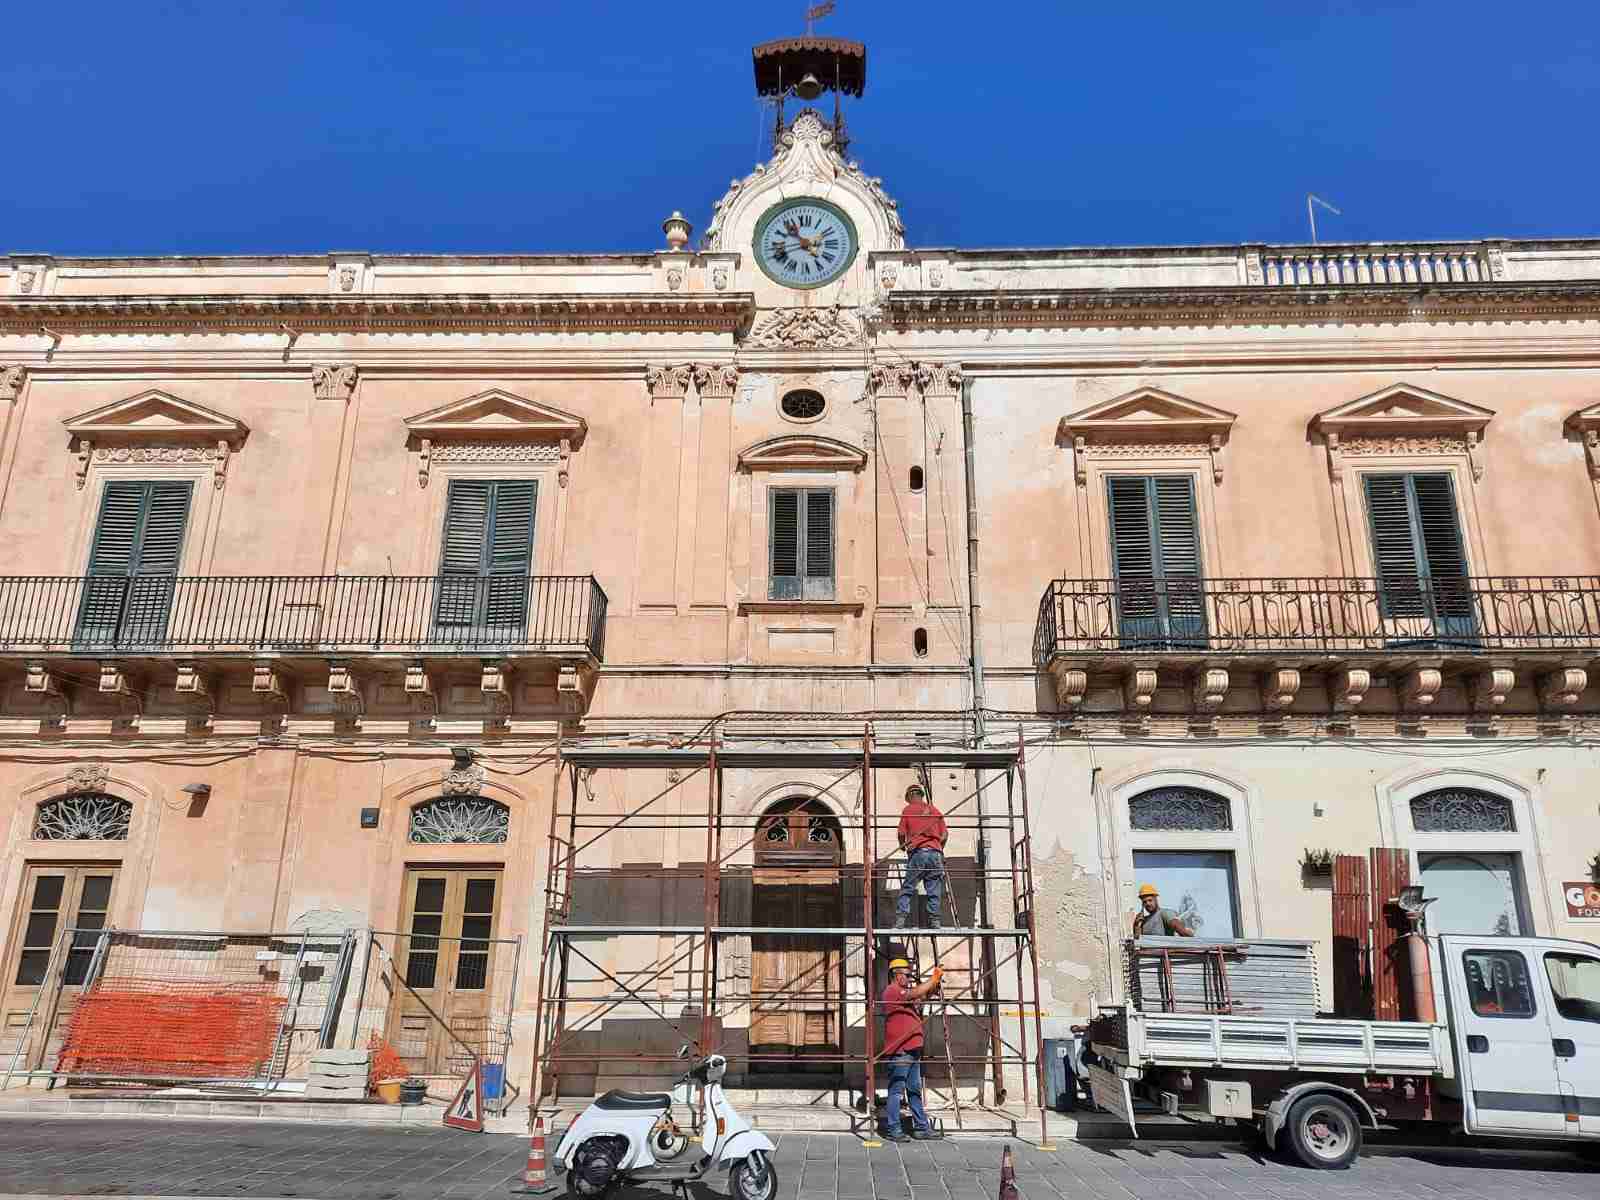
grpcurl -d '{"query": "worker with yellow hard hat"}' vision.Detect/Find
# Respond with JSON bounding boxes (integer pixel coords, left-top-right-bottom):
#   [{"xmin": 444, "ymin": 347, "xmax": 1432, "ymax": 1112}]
[
  {"xmin": 880, "ymin": 955, "xmax": 944, "ymax": 1142},
  {"xmin": 1133, "ymin": 883, "xmax": 1194, "ymax": 938}
]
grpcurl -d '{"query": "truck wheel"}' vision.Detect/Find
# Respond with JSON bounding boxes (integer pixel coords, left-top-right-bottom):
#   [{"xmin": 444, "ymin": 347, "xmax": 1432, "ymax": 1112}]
[{"xmin": 1284, "ymin": 1094, "xmax": 1362, "ymax": 1170}]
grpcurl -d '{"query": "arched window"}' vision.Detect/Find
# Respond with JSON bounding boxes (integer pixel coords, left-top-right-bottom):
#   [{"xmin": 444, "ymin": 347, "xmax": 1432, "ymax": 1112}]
[
  {"xmin": 34, "ymin": 793, "xmax": 132, "ymax": 841},
  {"xmin": 409, "ymin": 796, "xmax": 510, "ymax": 844},
  {"xmin": 1410, "ymin": 788, "xmax": 1515, "ymax": 833},
  {"xmin": 1128, "ymin": 787, "xmax": 1232, "ymax": 832},
  {"xmin": 755, "ymin": 797, "xmax": 842, "ymax": 865}
]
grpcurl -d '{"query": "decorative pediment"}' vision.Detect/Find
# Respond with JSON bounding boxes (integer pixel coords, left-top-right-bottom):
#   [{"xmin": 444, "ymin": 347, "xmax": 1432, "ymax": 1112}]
[
  {"xmin": 61, "ymin": 390, "xmax": 249, "ymax": 490},
  {"xmin": 1312, "ymin": 384, "xmax": 1494, "ymax": 481},
  {"xmin": 404, "ymin": 389, "xmax": 588, "ymax": 488},
  {"xmin": 737, "ymin": 434, "xmax": 868, "ymax": 473},
  {"xmin": 1565, "ymin": 404, "xmax": 1600, "ymax": 481},
  {"xmin": 63, "ymin": 390, "xmax": 249, "ymax": 448},
  {"xmin": 1055, "ymin": 388, "xmax": 1236, "ymax": 486}
]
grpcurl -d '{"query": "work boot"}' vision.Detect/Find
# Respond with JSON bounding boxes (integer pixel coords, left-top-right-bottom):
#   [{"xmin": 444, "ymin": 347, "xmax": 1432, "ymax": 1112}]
[
  {"xmin": 892, "ymin": 915, "xmax": 909, "ymax": 931},
  {"xmin": 883, "ymin": 1129, "xmax": 910, "ymax": 1143},
  {"xmin": 911, "ymin": 1128, "xmax": 942, "ymax": 1140}
]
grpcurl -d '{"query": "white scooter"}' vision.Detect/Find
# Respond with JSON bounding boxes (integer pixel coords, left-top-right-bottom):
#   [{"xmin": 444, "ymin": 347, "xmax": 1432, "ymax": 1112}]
[{"xmin": 554, "ymin": 1046, "xmax": 776, "ymax": 1200}]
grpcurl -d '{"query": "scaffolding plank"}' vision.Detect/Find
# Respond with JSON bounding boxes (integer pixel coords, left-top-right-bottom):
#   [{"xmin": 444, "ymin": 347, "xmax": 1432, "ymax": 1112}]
[
  {"xmin": 548, "ymin": 925, "xmax": 1030, "ymax": 936},
  {"xmin": 559, "ymin": 747, "xmax": 1018, "ymax": 770}
]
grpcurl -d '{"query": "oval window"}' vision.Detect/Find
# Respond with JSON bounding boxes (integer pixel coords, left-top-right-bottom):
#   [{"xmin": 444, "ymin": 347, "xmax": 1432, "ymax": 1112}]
[{"xmin": 780, "ymin": 389, "xmax": 826, "ymax": 421}]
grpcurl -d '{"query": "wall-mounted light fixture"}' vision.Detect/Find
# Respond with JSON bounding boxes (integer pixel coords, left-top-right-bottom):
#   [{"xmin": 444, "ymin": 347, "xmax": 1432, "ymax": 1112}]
[{"xmin": 180, "ymin": 782, "xmax": 211, "ymax": 817}]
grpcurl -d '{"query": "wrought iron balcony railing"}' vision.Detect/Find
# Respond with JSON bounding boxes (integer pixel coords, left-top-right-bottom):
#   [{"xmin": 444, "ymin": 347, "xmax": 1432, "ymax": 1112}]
[
  {"xmin": 0, "ymin": 574, "xmax": 608, "ymax": 659},
  {"xmin": 1034, "ymin": 576, "xmax": 1600, "ymax": 665}
]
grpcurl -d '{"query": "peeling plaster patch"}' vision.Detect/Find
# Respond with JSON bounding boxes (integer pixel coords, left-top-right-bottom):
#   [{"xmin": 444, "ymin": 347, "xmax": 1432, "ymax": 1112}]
[
  {"xmin": 291, "ymin": 907, "xmax": 365, "ymax": 934},
  {"xmin": 1517, "ymin": 404, "xmax": 1585, "ymax": 465},
  {"xmin": 1049, "ymin": 958, "xmax": 1095, "ymax": 981}
]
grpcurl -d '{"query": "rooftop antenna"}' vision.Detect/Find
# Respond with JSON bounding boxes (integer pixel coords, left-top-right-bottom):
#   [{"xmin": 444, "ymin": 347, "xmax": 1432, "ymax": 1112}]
[{"xmin": 1307, "ymin": 193, "xmax": 1342, "ymax": 244}]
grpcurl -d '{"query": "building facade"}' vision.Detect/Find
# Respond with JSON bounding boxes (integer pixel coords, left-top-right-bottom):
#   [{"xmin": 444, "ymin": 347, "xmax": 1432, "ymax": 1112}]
[{"xmin": 4, "ymin": 46, "xmax": 1600, "ymax": 1107}]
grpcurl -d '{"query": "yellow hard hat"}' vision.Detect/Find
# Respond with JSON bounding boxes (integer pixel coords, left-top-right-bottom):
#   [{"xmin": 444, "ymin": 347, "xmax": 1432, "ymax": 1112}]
[
  {"xmin": 888, "ymin": 958, "xmax": 912, "ymax": 971},
  {"xmin": 1137, "ymin": 884, "xmax": 1159, "ymax": 898}
]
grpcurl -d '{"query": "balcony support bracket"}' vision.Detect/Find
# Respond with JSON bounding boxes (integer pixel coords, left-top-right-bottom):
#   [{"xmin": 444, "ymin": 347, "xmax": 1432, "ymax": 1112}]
[
  {"xmin": 98, "ymin": 662, "xmax": 142, "ymax": 732},
  {"xmin": 1538, "ymin": 665, "xmax": 1588, "ymax": 712},
  {"xmin": 1469, "ymin": 665, "xmax": 1515, "ymax": 728},
  {"xmin": 252, "ymin": 660, "xmax": 290, "ymax": 733},
  {"xmin": 1190, "ymin": 666, "xmax": 1229, "ymax": 720},
  {"xmin": 1048, "ymin": 664, "xmax": 1088, "ymax": 713},
  {"xmin": 1261, "ymin": 667, "xmax": 1302, "ymax": 713},
  {"xmin": 405, "ymin": 661, "xmax": 439, "ymax": 727},
  {"xmin": 24, "ymin": 662, "xmax": 70, "ymax": 730},
  {"xmin": 1398, "ymin": 662, "xmax": 1444, "ymax": 716},
  {"xmin": 482, "ymin": 660, "xmax": 513, "ymax": 731},
  {"xmin": 174, "ymin": 664, "xmax": 215, "ymax": 733},
  {"xmin": 327, "ymin": 661, "xmax": 365, "ymax": 733},
  {"xmin": 557, "ymin": 662, "xmax": 596, "ymax": 717}
]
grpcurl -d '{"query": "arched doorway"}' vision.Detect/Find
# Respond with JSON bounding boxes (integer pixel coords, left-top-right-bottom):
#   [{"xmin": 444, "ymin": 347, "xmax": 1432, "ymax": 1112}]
[{"xmin": 750, "ymin": 797, "xmax": 844, "ymax": 1077}]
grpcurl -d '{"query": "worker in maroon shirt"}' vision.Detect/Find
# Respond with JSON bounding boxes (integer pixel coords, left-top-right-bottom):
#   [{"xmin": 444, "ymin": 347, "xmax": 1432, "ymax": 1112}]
[
  {"xmin": 880, "ymin": 956, "xmax": 944, "ymax": 1142},
  {"xmin": 894, "ymin": 783, "xmax": 948, "ymax": 930}
]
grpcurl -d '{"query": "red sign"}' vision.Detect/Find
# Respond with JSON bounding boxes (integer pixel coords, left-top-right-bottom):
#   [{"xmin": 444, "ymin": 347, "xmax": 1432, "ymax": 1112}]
[
  {"xmin": 443, "ymin": 1060, "xmax": 485, "ymax": 1132},
  {"xmin": 1564, "ymin": 881, "xmax": 1600, "ymax": 919}
]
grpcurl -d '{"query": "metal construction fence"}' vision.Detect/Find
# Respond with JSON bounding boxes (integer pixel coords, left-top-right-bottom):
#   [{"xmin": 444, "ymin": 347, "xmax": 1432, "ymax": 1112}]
[{"xmin": 2, "ymin": 928, "xmax": 355, "ymax": 1092}]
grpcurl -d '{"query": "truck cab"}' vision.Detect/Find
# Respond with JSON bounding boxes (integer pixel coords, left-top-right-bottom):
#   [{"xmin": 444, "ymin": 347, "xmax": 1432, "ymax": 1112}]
[{"xmin": 1439, "ymin": 934, "xmax": 1600, "ymax": 1138}]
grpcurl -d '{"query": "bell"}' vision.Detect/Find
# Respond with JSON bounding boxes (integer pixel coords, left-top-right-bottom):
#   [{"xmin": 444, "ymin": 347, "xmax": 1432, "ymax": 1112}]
[{"xmin": 794, "ymin": 72, "xmax": 824, "ymax": 100}]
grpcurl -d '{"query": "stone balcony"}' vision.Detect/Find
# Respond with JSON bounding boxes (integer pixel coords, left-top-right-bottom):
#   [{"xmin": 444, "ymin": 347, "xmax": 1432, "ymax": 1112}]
[
  {"xmin": 1033, "ymin": 576, "xmax": 1599, "ymax": 724},
  {"xmin": 0, "ymin": 574, "xmax": 607, "ymax": 731}
]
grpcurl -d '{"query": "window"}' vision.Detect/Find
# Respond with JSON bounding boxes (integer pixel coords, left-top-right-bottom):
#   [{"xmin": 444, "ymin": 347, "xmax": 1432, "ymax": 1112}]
[
  {"xmin": 1106, "ymin": 475, "xmax": 1205, "ymax": 648},
  {"xmin": 1362, "ymin": 472, "xmax": 1475, "ymax": 643},
  {"xmin": 408, "ymin": 797, "xmax": 510, "ymax": 844},
  {"xmin": 1462, "ymin": 949, "xmax": 1537, "ymax": 1017},
  {"xmin": 1129, "ymin": 787, "xmax": 1232, "ymax": 832},
  {"xmin": 1410, "ymin": 788, "xmax": 1515, "ymax": 833},
  {"xmin": 909, "ymin": 466, "xmax": 924, "ymax": 493},
  {"xmin": 1544, "ymin": 953, "xmax": 1600, "ymax": 1024},
  {"xmin": 435, "ymin": 480, "xmax": 536, "ymax": 631},
  {"xmin": 33, "ymin": 793, "xmax": 132, "ymax": 841},
  {"xmin": 10, "ymin": 868, "xmax": 117, "ymax": 988},
  {"xmin": 913, "ymin": 627, "xmax": 928, "ymax": 657},
  {"xmin": 780, "ymin": 389, "xmax": 826, "ymax": 421},
  {"xmin": 75, "ymin": 480, "xmax": 193, "ymax": 647},
  {"xmin": 1132, "ymin": 850, "xmax": 1239, "ymax": 938},
  {"xmin": 769, "ymin": 487, "xmax": 834, "ymax": 600},
  {"xmin": 1420, "ymin": 852, "xmax": 1525, "ymax": 935}
]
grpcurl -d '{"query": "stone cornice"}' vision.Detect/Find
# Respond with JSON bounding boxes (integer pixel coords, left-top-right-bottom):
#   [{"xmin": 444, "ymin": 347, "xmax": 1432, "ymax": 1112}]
[
  {"xmin": 884, "ymin": 282, "xmax": 1600, "ymax": 329},
  {"xmin": 0, "ymin": 292, "xmax": 756, "ymax": 334}
]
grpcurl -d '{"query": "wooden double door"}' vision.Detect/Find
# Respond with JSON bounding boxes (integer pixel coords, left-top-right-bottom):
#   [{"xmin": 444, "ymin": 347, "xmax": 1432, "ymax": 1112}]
[
  {"xmin": 749, "ymin": 800, "xmax": 844, "ymax": 1077},
  {"xmin": 1, "ymin": 864, "xmax": 118, "ymax": 1074},
  {"xmin": 391, "ymin": 867, "xmax": 503, "ymax": 1076}
]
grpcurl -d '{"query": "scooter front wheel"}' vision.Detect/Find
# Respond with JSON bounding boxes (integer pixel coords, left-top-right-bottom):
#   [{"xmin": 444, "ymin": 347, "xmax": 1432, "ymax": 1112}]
[{"xmin": 729, "ymin": 1152, "xmax": 777, "ymax": 1200}]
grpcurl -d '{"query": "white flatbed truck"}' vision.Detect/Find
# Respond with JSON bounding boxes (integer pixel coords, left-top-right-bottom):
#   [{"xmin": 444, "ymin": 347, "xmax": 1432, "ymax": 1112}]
[{"xmin": 1087, "ymin": 934, "xmax": 1600, "ymax": 1168}]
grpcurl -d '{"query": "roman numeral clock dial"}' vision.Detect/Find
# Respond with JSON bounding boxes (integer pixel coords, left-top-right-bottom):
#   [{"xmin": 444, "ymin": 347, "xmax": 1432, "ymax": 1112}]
[{"xmin": 754, "ymin": 198, "xmax": 859, "ymax": 289}]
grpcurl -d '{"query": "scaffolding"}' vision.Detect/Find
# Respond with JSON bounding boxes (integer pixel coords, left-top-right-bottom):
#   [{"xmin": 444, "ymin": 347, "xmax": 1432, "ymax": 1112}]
[{"xmin": 528, "ymin": 721, "xmax": 1049, "ymax": 1143}]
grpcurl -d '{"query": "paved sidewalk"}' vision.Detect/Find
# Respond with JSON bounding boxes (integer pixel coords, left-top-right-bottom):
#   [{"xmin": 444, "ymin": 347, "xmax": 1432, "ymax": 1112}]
[{"xmin": 0, "ymin": 1117, "xmax": 1594, "ymax": 1200}]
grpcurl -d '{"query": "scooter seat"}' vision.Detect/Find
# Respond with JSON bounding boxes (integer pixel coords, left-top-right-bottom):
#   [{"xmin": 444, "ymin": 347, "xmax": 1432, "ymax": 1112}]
[{"xmin": 594, "ymin": 1088, "xmax": 671, "ymax": 1111}]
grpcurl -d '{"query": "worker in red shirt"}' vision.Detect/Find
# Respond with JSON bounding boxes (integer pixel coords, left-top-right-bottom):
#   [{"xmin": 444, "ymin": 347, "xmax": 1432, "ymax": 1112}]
[
  {"xmin": 880, "ymin": 956, "xmax": 944, "ymax": 1142},
  {"xmin": 893, "ymin": 783, "xmax": 948, "ymax": 931}
]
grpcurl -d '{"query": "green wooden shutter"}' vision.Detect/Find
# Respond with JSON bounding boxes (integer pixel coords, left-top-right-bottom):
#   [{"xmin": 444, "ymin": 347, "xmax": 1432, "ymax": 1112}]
[
  {"xmin": 1107, "ymin": 475, "xmax": 1204, "ymax": 646},
  {"xmin": 1363, "ymin": 471, "xmax": 1475, "ymax": 640},
  {"xmin": 483, "ymin": 480, "xmax": 536, "ymax": 627},
  {"xmin": 803, "ymin": 489, "xmax": 835, "ymax": 600},
  {"xmin": 436, "ymin": 481, "xmax": 491, "ymax": 627},
  {"xmin": 435, "ymin": 480, "xmax": 536, "ymax": 631},
  {"xmin": 77, "ymin": 480, "xmax": 192, "ymax": 646},
  {"xmin": 770, "ymin": 488, "xmax": 801, "ymax": 600}
]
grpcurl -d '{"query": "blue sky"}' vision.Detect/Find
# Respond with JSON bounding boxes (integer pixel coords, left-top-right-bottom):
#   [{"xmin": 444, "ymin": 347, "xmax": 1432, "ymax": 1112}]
[{"xmin": 5, "ymin": 2, "xmax": 1596, "ymax": 256}]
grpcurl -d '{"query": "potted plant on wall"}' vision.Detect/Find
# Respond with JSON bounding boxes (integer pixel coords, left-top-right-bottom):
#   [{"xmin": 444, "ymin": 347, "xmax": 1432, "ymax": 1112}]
[
  {"xmin": 368, "ymin": 1034, "xmax": 409, "ymax": 1104},
  {"xmin": 1301, "ymin": 848, "xmax": 1335, "ymax": 878}
]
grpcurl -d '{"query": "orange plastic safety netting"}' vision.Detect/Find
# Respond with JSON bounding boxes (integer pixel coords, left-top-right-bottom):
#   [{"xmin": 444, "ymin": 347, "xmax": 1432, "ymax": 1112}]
[{"xmin": 58, "ymin": 977, "xmax": 287, "ymax": 1079}]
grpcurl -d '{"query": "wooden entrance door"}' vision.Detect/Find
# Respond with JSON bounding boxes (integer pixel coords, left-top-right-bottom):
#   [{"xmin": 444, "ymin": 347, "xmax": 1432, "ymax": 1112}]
[
  {"xmin": 1, "ymin": 864, "xmax": 118, "ymax": 1073},
  {"xmin": 392, "ymin": 868, "xmax": 503, "ymax": 1076},
  {"xmin": 750, "ymin": 800, "xmax": 843, "ymax": 1076}
]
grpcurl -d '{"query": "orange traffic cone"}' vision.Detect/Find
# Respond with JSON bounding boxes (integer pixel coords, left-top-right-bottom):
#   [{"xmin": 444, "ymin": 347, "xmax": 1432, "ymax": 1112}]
[
  {"xmin": 998, "ymin": 1144, "xmax": 1019, "ymax": 1200},
  {"xmin": 511, "ymin": 1115, "xmax": 552, "ymax": 1193}
]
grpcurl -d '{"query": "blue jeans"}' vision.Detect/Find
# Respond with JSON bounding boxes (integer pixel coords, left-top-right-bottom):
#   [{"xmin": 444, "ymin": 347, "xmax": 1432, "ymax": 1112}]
[
  {"xmin": 896, "ymin": 847, "xmax": 944, "ymax": 922},
  {"xmin": 885, "ymin": 1050, "xmax": 931, "ymax": 1134}
]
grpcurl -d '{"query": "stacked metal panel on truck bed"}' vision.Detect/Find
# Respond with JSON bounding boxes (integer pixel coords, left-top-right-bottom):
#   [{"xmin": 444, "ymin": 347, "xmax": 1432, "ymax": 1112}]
[{"xmin": 1125, "ymin": 937, "xmax": 1321, "ymax": 1017}]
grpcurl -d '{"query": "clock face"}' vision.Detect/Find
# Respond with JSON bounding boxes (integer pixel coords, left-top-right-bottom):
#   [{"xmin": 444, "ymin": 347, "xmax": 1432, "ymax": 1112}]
[{"xmin": 753, "ymin": 198, "xmax": 859, "ymax": 289}]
